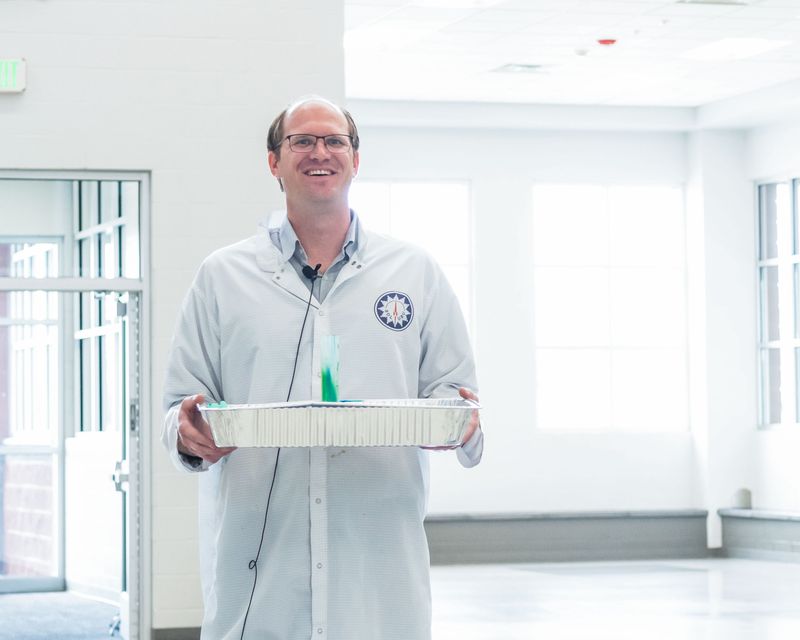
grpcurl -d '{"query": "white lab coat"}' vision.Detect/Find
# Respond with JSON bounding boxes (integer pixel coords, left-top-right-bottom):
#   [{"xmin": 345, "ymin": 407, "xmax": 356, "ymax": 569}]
[{"xmin": 162, "ymin": 212, "xmax": 482, "ymax": 640}]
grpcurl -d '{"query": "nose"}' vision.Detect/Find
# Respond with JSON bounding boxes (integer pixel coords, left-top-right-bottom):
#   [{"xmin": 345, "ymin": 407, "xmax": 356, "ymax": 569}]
[{"xmin": 309, "ymin": 137, "xmax": 331, "ymax": 158}]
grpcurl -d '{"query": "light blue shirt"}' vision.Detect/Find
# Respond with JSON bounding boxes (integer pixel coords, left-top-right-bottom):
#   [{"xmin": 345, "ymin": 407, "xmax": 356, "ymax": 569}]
[{"xmin": 270, "ymin": 210, "xmax": 359, "ymax": 303}]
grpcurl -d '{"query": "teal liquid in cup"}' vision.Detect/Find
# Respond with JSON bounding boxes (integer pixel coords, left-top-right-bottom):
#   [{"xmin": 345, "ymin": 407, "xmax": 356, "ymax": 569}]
[{"xmin": 321, "ymin": 335, "xmax": 339, "ymax": 402}]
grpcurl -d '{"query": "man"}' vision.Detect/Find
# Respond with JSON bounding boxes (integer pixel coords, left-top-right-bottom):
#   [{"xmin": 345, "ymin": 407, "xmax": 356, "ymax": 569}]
[{"xmin": 162, "ymin": 96, "xmax": 483, "ymax": 639}]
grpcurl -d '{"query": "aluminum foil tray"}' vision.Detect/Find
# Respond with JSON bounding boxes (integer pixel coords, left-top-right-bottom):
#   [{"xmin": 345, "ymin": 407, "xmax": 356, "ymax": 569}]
[{"xmin": 199, "ymin": 398, "xmax": 479, "ymax": 448}]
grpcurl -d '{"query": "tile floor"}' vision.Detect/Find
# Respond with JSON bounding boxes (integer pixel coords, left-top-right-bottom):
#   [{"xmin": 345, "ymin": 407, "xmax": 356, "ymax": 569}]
[
  {"xmin": 431, "ymin": 558, "xmax": 800, "ymax": 640},
  {"xmin": 2, "ymin": 558, "xmax": 800, "ymax": 639}
]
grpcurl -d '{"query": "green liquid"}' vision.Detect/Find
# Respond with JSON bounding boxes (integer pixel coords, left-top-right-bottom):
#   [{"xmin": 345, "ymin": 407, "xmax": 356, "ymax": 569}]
[{"xmin": 321, "ymin": 367, "xmax": 338, "ymax": 402}]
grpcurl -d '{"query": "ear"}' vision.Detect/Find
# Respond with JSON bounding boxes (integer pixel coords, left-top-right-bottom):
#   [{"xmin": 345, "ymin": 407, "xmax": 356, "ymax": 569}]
[
  {"xmin": 352, "ymin": 150, "xmax": 360, "ymax": 177},
  {"xmin": 268, "ymin": 150, "xmax": 281, "ymax": 178}
]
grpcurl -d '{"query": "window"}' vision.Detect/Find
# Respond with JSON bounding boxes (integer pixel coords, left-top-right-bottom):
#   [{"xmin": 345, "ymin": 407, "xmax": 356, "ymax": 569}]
[
  {"xmin": 75, "ymin": 180, "xmax": 140, "ymax": 432},
  {"xmin": 349, "ymin": 181, "xmax": 473, "ymax": 330},
  {"xmin": 757, "ymin": 180, "xmax": 799, "ymax": 427},
  {"xmin": 532, "ymin": 184, "xmax": 687, "ymax": 431},
  {"xmin": 1, "ymin": 241, "xmax": 60, "ymax": 447}
]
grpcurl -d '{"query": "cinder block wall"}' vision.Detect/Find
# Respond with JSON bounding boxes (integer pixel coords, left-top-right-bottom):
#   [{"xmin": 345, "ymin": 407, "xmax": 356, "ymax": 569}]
[{"xmin": 0, "ymin": 0, "xmax": 345, "ymax": 631}]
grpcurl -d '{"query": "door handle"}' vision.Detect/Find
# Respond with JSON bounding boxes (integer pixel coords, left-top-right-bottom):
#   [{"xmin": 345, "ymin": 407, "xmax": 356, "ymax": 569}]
[{"xmin": 112, "ymin": 460, "xmax": 129, "ymax": 493}]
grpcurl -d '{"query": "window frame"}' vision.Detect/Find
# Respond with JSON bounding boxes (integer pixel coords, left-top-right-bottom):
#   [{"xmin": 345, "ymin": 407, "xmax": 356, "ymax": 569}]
[{"xmin": 756, "ymin": 177, "xmax": 800, "ymax": 430}]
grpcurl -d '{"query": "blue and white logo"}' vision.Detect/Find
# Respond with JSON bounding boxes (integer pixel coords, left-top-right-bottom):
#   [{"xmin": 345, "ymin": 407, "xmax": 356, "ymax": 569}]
[{"xmin": 374, "ymin": 291, "xmax": 414, "ymax": 331}]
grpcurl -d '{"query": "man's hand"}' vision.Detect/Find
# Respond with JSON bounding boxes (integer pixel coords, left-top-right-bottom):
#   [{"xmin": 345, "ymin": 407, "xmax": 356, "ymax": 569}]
[
  {"xmin": 420, "ymin": 387, "xmax": 481, "ymax": 451},
  {"xmin": 177, "ymin": 394, "xmax": 236, "ymax": 464},
  {"xmin": 458, "ymin": 387, "xmax": 480, "ymax": 444}
]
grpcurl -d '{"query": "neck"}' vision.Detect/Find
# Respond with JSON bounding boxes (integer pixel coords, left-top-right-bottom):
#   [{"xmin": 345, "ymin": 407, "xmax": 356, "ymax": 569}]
[{"xmin": 286, "ymin": 203, "xmax": 351, "ymax": 273}]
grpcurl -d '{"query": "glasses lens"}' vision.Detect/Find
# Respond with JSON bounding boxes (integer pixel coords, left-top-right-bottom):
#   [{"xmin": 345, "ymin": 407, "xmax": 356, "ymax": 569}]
[
  {"xmin": 288, "ymin": 135, "xmax": 315, "ymax": 151},
  {"xmin": 324, "ymin": 135, "xmax": 351, "ymax": 153}
]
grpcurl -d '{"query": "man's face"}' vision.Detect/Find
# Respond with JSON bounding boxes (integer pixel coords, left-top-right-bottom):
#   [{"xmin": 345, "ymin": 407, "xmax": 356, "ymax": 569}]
[{"xmin": 268, "ymin": 102, "xmax": 359, "ymax": 208}]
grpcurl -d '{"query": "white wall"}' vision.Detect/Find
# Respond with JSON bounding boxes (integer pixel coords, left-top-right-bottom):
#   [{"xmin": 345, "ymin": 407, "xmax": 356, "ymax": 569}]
[
  {"xmin": 354, "ymin": 125, "xmax": 707, "ymax": 515},
  {"xmin": 686, "ymin": 130, "xmax": 757, "ymax": 545},
  {"xmin": 746, "ymin": 122, "xmax": 800, "ymax": 512},
  {"xmin": 0, "ymin": 0, "xmax": 346, "ymax": 632}
]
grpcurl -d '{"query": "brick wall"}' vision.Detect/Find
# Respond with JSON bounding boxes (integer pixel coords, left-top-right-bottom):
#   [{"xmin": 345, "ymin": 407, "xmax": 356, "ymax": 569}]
[{"xmin": 1, "ymin": 456, "xmax": 54, "ymax": 576}]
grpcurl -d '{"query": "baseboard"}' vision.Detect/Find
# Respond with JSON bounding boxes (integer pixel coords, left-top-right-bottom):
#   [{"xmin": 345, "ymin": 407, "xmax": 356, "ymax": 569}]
[
  {"xmin": 719, "ymin": 508, "xmax": 800, "ymax": 563},
  {"xmin": 152, "ymin": 628, "xmax": 200, "ymax": 640},
  {"xmin": 424, "ymin": 510, "xmax": 709, "ymax": 564}
]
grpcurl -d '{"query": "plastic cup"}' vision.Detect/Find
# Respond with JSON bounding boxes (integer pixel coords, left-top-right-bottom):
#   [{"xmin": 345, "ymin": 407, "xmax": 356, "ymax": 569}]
[{"xmin": 321, "ymin": 335, "xmax": 339, "ymax": 402}]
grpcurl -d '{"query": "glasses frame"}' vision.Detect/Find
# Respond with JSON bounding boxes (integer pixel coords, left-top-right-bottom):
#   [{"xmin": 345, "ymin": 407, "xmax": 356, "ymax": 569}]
[{"xmin": 281, "ymin": 133, "xmax": 354, "ymax": 154}]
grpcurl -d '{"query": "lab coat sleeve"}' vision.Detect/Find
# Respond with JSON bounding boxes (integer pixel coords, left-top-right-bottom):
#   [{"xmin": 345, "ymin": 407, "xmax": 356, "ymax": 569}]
[
  {"xmin": 161, "ymin": 267, "xmax": 223, "ymax": 473},
  {"xmin": 417, "ymin": 257, "xmax": 483, "ymax": 468}
]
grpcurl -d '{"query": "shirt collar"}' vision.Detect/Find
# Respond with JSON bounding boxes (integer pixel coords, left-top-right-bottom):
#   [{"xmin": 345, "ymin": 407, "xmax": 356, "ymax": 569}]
[{"xmin": 269, "ymin": 210, "xmax": 360, "ymax": 264}]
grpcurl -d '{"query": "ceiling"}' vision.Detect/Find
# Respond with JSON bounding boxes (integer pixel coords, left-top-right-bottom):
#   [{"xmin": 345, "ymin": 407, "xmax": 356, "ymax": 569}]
[{"xmin": 344, "ymin": 0, "xmax": 800, "ymax": 107}]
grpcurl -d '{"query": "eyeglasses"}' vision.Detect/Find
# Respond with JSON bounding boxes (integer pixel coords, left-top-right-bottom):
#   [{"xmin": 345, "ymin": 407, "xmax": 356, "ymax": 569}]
[{"xmin": 282, "ymin": 134, "xmax": 354, "ymax": 154}]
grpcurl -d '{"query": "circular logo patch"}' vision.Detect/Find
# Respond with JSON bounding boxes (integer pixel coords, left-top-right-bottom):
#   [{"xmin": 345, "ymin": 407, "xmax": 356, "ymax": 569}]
[{"xmin": 374, "ymin": 291, "xmax": 414, "ymax": 331}]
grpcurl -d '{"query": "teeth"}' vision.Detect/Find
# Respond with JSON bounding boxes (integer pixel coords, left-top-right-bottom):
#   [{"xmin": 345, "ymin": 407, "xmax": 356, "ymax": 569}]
[{"xmin": 307, "ymin": 170, "xmax": 332, "ymax": 176}]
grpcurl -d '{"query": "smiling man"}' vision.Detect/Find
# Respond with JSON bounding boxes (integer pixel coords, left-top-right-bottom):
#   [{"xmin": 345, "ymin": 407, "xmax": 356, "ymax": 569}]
[{"xmin": 162, "ymin": 96, "xmax": 483, "ymax": 640}]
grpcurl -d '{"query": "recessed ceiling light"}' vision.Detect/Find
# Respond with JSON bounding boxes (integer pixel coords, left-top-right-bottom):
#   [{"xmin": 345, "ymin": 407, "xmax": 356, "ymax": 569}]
[
  {"xmin": 684, "ymin": 37, "xmax": 790, "ymax": 61},
  {"xmin": 492, "ymin": 63, "xmax": 547, "ymax": 73}
]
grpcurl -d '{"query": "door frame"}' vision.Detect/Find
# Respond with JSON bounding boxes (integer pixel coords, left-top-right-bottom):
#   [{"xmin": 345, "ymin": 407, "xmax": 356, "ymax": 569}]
[{"xmin": 0, "ymin": 169, "xmax": 151, "ymax": 639}]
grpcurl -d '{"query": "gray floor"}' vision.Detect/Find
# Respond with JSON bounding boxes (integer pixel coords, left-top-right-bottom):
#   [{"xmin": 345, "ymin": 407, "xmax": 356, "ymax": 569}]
[
  {"xmin": 2, "ymin": 559, "xmax": 800, "ymax": 639},
  {"xmin": 0, "ymin": 591, "xmax": 117, "ymax": 639},
  {"xmin": 431, "ymin": 558, "xmax": 800, "ymax": 640}
]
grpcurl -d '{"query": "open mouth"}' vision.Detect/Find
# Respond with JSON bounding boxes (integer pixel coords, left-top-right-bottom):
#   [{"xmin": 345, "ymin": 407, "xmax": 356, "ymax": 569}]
[{"xmin": 304, "ymin": 169, "xmax": 335, "ymax": 176}]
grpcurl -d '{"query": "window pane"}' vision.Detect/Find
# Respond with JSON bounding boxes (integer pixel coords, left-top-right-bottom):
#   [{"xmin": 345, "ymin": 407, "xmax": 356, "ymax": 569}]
[
  {"xmin": 100, "ymin": 231, "xmax": 117, "ymax": 278},
  {"xmin": 535, "ymin": 349, "xmax": 611, "ymax": 429},
  {"xmin": 759, "ymin": 182, "xmax": 791, "ymax": 260},
  {"xmin": 80, "ymin": 181, "xmax": 99, "ymax": 231},
  {"xmin": 761, "ymin": 266, "xmax": 780, "ymax": 342},
  {"xmin": 533, "ymin": 185, "xmax": 608, "ymax": 266},
  {"xmin": 534, "ymin": 267, "xmax": 610, "ymax": 347},
  {"xmin": 0, "ymin": 242, "xmax": 60, "ymax": 279},
  {"xmin": 762, "ymin": 348, "xmax": 782, "ymax": 425},
  {"xmin": 390, "ymin": 183, "xmax": 469, "ymax": 265},
  {"xmin": 0, "ymin": 453, "xmax": 58, "ymax": 578},
  {"xmin": 608, "ymin": 186, "xmax": 684, "ymax": 267},
  {"xmin": 610, "ymin": 268, "xmax": 686, "ymax": 347},
  {"xmin": 101, "ymin": 328, "xmax": 122, "ymax": 433},
  {"xmin": 611, "ymin": 348, "xmax": 688, "ymax": 431},
  {"xmin": 99, "ymin": 181, "xmax": 119, "ymax": 223},
  {"xmin": 349, "ymin": 182, "xmax": 391, "ymax": 234},
  {"xmin": 1, "ymin": 291, "xmax": 59, "ymax": 447}
]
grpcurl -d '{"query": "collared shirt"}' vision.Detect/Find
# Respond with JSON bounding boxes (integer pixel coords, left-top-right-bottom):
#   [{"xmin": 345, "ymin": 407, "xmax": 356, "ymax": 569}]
[
  {"xmin": 162, "ymin": 211, "xmax": 482, "ymax": 640},
  {"xmin": 270, "ymin": 211, "xmax": 359, "ymax": 303}
]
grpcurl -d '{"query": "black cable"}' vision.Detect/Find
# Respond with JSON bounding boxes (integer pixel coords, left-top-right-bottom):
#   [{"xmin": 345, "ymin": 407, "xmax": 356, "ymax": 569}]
[{"xmin": 239, "ymin": 266, "xmax": 320, "ymax": 639}]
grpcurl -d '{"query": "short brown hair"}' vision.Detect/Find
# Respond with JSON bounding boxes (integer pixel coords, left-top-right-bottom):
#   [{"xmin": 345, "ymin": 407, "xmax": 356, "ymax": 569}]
[{"xmin": 267, "ymin": 97, "xmax": 360, "ymax": 159}]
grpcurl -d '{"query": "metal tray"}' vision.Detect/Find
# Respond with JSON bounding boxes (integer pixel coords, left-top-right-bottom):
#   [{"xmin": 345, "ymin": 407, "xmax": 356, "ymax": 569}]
[{"xmin": 198, "ymin": 398, "xmax": 479, "ymax": 448}]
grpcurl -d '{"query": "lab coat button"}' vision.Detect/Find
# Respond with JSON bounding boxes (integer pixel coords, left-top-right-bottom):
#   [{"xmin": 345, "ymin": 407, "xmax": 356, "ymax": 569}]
[
  {"xmin": 315, "ymin": 498, "xmax": 322, "ymax": 504},
  {"xmin": 318, "ymin": 309, "xmax": 325, "ymax": 316},
  {"xmin": 317, "ymin": 628, "xmax": 323, "ymax": 634},
  {"xmin": 317, "ymin": 562, "xmax": 323, "ymax": 569}
]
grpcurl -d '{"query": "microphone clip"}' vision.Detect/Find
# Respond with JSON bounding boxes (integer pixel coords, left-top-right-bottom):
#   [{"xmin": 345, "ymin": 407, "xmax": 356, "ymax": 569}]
[{"xmin": 302, "ymin": 263, "xmax": 322, "ymax": 281}]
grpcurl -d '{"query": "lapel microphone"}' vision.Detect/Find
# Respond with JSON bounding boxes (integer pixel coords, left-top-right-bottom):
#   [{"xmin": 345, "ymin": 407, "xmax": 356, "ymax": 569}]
[{"xmin": 302, "ymin": 263, "xmax": 322, "ymax": 280}]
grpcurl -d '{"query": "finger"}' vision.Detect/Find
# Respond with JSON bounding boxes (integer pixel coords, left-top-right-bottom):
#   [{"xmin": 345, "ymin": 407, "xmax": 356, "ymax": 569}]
[{"xmin": 458, "ymin": 387, "xmax": 478, "ymax": 402}]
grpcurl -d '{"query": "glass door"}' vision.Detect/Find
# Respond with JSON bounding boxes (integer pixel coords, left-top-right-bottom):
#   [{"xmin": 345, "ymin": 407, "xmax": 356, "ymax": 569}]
[
  {"xmin": 0, "ymin": 241, "xmax": 62, "ymax": 592},
  {"xmin": 0, "ymin": 173, "xmax": 147, "ymax": 639}
]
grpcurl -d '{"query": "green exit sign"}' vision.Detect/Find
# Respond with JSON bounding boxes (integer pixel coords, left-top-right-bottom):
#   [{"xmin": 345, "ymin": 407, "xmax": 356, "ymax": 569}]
[{"xmin": 0, "ymin": 59, "xmax": 26, "ymax": 93}]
